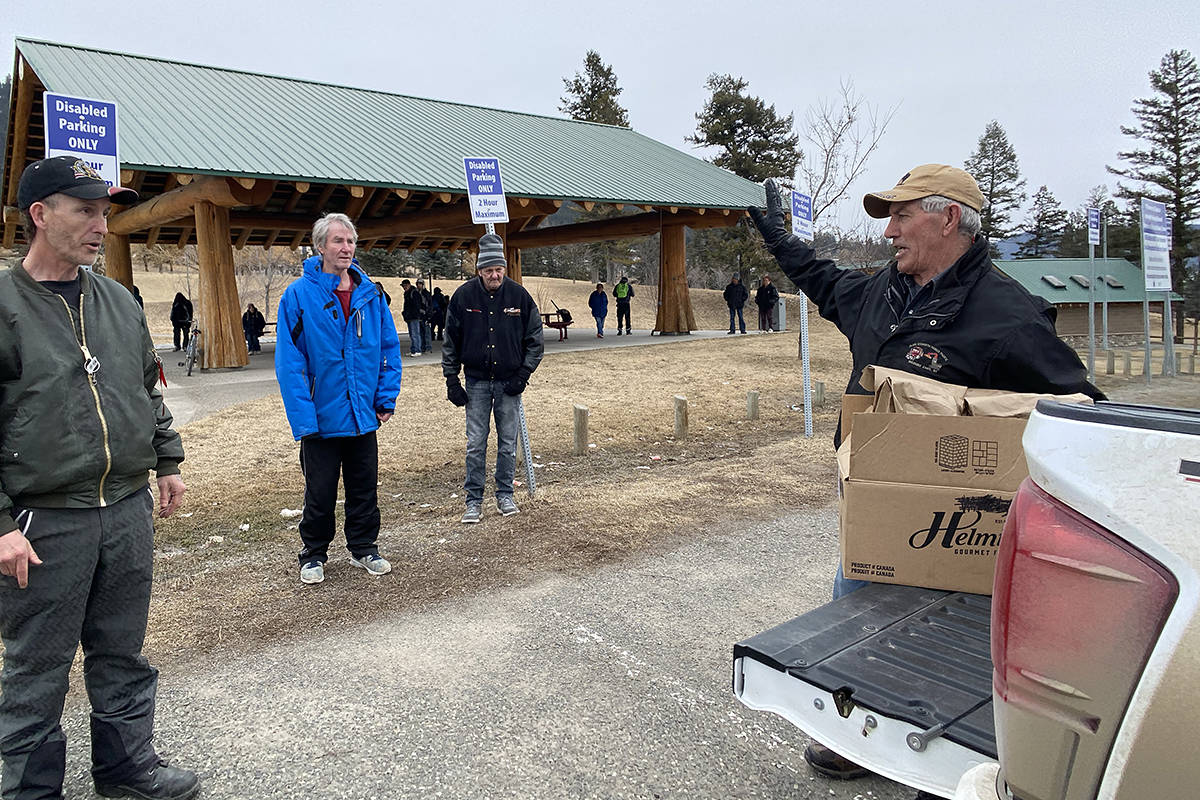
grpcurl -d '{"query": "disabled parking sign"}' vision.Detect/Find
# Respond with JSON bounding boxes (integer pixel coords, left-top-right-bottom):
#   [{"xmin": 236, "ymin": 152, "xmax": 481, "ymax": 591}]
[
  {"xmin": 463, "ymin": 157, "xmax": 509, "ymax": 224},
  {"xmin": 791, "ymin": 190, "xmax": 813, "ymax": 242},
  {"xmin": 43, "ymin": 92, "xmax": 121, "ymax": 191}
]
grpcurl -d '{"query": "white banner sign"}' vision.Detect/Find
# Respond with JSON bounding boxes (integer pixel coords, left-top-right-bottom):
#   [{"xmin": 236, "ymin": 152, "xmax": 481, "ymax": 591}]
[{"xmin": 1140, "ymin": 198, "xmax": 1171, "ymax": 291}]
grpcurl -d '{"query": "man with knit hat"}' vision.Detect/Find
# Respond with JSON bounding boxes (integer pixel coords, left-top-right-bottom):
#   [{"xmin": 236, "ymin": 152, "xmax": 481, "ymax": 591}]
[
  {"xmin": 749, "ymin": 164, "xmax": 1100, "ymax": 790},
  {"xmin": 0, "ymin": 157, "xmax": 198, "ymax": 799},
  {"xmin": 442, "ymin": 233, "xmax": 544, "ymax": 523}
]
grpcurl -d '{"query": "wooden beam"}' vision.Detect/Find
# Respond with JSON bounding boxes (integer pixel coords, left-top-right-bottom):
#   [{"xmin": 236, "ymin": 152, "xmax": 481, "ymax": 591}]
[
  {"xmin": 176, "ymin": 226, "xmax": 192, "ymax": 247},
  {"xmin": 2, "ymin": 56, "xmax": 37, "ymax": 247},
  {"xmin": 288, "ymin": 231, "xmax": 306, "ymax": 249},
  {"xmin": 344, "ymin": 187, "xmax": 376, "ymax": 219},
  {"xmin": 194, "ymin": 201, "xmax": 248, "ymax": 369},
  {"xmin": 654, "ymin": 224, "xmax": 696, "ymax": 334},
  {"xmin": 235, "ymin": 228, "xmax": 253, "ymax": 249},
  {"xmin": 103, "ymin": 234, "xmax": 133, "ymax": 289},
  {"xmin": 348, "ymin": 185, "xmax": 365, "ymax": 198},
  {"xmin": 312, "ymin": 184, "xmax": 336, "ymax": 215},
  {"xmin": 146, "ymin": 228, "xmax": 161, "ymax": 246},
  {"xmin": 386, "ymin": 238, "xmax": 404, "ymax": 254},
  {"xmin": 580, "ymin": 201, "xmax": 595, "ymax": 211},
  {"xmin": 127, "ymin": 171, "xmax": 147, "ymax": 192},
  {"xmin": 174, "ymin": 174, "xmax": 195, "ymax": 186},
  {"xmin": 508, "ymin": 209, "xmax": 739, "ymax": 249},
  {"xmin": 293, "ymin": 181, "xmax": 311, "ymax": 193},
  {"xmin": 107, "ymin": 177, "xmax": 274, "ymax": 235},
  {"xmin": 393, "ymin": 188, "xmax": 410, "ymax": 199},
  {"xmin": 121, "ymin": 170, "xmax": 134, "ymax": 185},
  {"xmin": 355, "ymin": 197, "xmax": 557, "ymax": 239},
  {"xmin": 420, "ymin": 194, "xmax": 437, "ymax": 211},
  {"xmin": 234, "ymin": 177, "xmax": 256, "ymax": 190},
  {"xmin": 517, "ymin": 197, "xmax": 531, "ymax": 207},
  {"xmin": 365, "ymin": 188, "xmax": 391, "ymax": 217},
  {"xmin": 406, "ymin": 238, "xmax": 423, "ymax": 253}
]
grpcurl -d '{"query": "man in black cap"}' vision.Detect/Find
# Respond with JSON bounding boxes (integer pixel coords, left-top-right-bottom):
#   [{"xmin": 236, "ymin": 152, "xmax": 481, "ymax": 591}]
[
  {"xmin": 441, "ymin": 233, "xmax": 544, "ymax": 524},
  {"xmin": 0, "ymin": 157, "xmax": 198, "ymax": 800},
  {"xmin": 723, "ymin": 272, "xmax": 749, "ymax": 334}
]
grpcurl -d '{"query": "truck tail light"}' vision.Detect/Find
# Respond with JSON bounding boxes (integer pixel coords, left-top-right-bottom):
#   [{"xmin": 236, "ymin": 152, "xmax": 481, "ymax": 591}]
[{"xmin": 992, "ymin": 478, "xmax": 1177, "ymax": 727}]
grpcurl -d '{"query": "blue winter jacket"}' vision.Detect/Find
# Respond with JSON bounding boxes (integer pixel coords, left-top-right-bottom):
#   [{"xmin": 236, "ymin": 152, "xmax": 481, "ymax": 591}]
[{"xmin": 275, "ymin": 257, "xmax": 403, "ymax": 440}]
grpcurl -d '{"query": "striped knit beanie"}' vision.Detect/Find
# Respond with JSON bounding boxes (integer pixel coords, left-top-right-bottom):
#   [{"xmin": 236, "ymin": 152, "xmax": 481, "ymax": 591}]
[{"xmin": 477, "ymin": 234, "xmax": 507, "ymax": 269}]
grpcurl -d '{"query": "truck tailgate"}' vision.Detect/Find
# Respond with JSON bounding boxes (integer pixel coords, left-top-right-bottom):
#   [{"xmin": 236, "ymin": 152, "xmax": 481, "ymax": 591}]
[{"xmin": 733, "ymin": 584, "xmax": 997, "ymax": 797}]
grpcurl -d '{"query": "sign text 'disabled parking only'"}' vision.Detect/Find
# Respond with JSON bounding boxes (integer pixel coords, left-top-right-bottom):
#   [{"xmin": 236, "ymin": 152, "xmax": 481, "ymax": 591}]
[
  {"xmin": 43, "ymin": 92, "xmax": 120, "ymax": 189},
  {"xmin": 463, "ymin": 157, "xmax": 509, "ymax": 225}
]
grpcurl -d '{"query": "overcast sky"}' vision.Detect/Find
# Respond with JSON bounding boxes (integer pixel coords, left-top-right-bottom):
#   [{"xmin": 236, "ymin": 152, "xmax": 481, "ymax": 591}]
[{"xmin": 5, "ymin": 0, "xmax": 1197, "ymax": 230}]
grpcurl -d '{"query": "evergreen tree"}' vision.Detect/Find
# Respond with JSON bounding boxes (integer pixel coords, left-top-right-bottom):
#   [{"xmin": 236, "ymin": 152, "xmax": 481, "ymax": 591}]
[
  {"xmin": 1016, "ymin": 186, "xmax": 1068, "ymax": 258},
  {"xmin": 559, "ymin": 50, "xmax": 630, "ymax": 127},
  {"xmin": 1108, "ymin": 48, "xmax": 1200, "ymax": 337},
  {"xmin": 964, "ymin": 120, "xmax": 1027, "ymax": 242},
  {"xmin": 0, "ymin": 74, "xmax": 10, "ymax": 188},
  {"xmin": 688, "ymin": 74, "xmax": 800, "ymax": 183}
]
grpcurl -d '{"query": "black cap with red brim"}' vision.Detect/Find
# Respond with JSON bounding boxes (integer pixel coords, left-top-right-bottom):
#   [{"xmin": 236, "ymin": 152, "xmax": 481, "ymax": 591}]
[{"xmin": 17, "ymin": 155, "xmax": 139, "ymax": 210}]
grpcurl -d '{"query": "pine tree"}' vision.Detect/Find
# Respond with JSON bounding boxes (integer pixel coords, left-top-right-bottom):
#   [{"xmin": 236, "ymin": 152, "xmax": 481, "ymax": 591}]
[
  {"xmin": 687, "ymin": 74, "xmax": 799, "ymax": 183},
  {"xmin": 1108, "ymin": 48, "xmax": 1200, "ymax": 337},
  {"xmin": 1016, "ymin": 186, "xmax": 1068, "ymax": 258},
  {"xmin": 559, "ymin": 51, "xmax": 630, "ymax": 127},
  {"xmin": 964, "ymin": 120, "xmax": 1027, "ymax": 242},
  {"xmin": 0, "ymin": 74, "xmax": 10, "ymax": 188}
]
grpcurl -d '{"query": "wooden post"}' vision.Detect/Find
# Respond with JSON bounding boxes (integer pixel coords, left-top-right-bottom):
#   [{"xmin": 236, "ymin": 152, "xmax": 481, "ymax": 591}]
[
  {"xmin": 1105, "ymin": 350, "xmax": 1115, "ymax": 375},
  {"xmin": 814, "ymin": 381, "xmax": 826, "ymax": 407},
  {"xmin": 2, "ymin": 56, "xmax": 36, "ymax": 248},
  {"xmin": 573, "ymin": 404, "xmax": 589, "ymax": 456},
  {"xmin": 1188, "ymin": 353, "xmax": 1196, "ymax": 375},
  {"xmin": 506, "ymin": 245, "xmax": 523, "ymax": 284},
  {"xmin": 194, "ymin": 201, "xmax": 248, "ymax": 369},
  {"xmin": 654, "ymin": 224, "xmax": 697, "ymax": 334},
  {"xmin": 747, "ymin": 391, "xmax": 760, "ymax": 420},
  {"xmin": 1175, "ymin": 351, "xmax": 1182, "ymax": 374},
  {"xmin": 103, "ymin": 234, "xmax": 133, "ymax": 290},
  {"xmin": 1122, "ymin": 352, "xmax": 1132, "ymax": 377},
  {"xmin": 673, "ymin": 395, "xmax": 688, "ymax": 439}
]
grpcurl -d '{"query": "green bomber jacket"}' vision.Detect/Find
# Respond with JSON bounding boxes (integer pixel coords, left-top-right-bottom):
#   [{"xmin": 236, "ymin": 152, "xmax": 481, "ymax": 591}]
[{"xmin": 0, "ymin": 262, "xmax": 184, "ymax": 527}]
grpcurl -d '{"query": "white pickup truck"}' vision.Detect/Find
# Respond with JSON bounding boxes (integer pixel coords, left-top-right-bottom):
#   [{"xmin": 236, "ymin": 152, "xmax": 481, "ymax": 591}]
[{"xmin": 733, "ymin": 400, "xmax": 1200, "ymax": 799}]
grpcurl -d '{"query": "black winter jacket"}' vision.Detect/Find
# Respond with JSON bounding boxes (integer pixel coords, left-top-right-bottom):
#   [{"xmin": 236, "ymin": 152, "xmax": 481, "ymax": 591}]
[
  {"xmin": 401, "ymin": 287, "xmax": 426, "ymax": 322},
  {"xmin": 767, "ymin": 235, "xmax": 1102, "ymax": 444},
  {"xmin": 442, "ymin": 276, "xmax": 544, "ymax": 382},
  {"xmin": 723, "ymin": 281, "xmax": 749, "ymax": 309},
  {"xmin": 755, "ymin": 283, "xmax": 779, "ymax": 309}
]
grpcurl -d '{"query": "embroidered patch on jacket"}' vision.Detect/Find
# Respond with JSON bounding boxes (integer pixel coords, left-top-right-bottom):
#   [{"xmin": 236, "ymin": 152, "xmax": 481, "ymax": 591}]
[
  {"xmin": 905, "ymin": 342, "xmax": 948, "ymax": 373},
  {"xmin": 503, "ymin": 307, "xmax": 521, "ymax": 316}
]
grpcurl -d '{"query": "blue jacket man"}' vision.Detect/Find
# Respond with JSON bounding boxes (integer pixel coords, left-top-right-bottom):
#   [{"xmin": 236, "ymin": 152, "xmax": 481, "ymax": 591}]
[{"xmin": 275, "ymin": 213, "xmax": 402, "ymax": 585}]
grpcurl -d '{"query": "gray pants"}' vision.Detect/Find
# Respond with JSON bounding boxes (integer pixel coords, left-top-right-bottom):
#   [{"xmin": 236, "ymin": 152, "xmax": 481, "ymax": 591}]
[{"xmin": 0, "ymin": 488, "xmax": 159, "ymax": 799}]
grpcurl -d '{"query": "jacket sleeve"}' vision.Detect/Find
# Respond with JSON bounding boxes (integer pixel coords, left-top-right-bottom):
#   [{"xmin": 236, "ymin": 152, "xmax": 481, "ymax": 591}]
[
  {"xmin": 521, "ymin": 297, "xmax": 545, "ymax": 377},
  {"xmin": 273, "ymin": 289, "xmax": 320, "ymax": 440},
  {"xmin": 441, "ymin": 293, "xmax": 463, "ymax": 378},
  {"xmin": 987, "ymin": 311, "xmax": 1106, "ymax": 400},
  {"xmin": 142, "ymin": 319, "xmax": 185, "ymax": 475},
  {"xmin": 767, "ymin": 235, "xmax": 873, "ymax": 338},
  {"xmin": 375, "ymin": 298, "xmax": 403, "ymax": 412}
]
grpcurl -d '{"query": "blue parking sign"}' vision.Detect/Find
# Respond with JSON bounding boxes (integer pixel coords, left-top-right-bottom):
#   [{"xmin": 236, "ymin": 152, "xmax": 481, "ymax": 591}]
[
  {"xmin": 791, "ymin": 190, "xmax": 813, "ymax": 241},
  {"xmin": 463, "ymin": 157, "xmax": 509, "ymax": 224},
  {"xmin": 43, "ymin": 93, "xmax": 120, "ymax": 190}
]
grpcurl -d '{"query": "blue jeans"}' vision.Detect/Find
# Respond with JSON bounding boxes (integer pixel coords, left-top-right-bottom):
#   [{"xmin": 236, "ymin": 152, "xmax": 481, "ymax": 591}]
[
  {"xmin": 593, "ymin": 314, "xmax": 605, "ymax": 335},
  {"xmin": 464, "ymin": 378, "xmax": 519, "ymax": 505},
  {"xmin": 728, "ymin": 306, "xmax": 745, "ymax": 332},
  {"xmin": 422, "ymin": 321, "xmax": 433, "ymax": 351},
  {"xmin": 406, "ymin": 320, "xmax": 425, "ymax": 355}
]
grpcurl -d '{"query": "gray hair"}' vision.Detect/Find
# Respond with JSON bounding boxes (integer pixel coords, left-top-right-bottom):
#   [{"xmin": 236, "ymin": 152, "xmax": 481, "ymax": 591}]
[
  {"xmin": 920, "ymin": 195, "xmax": 981, "ymax": 238},
  {"xmin": 312, "ymin": 212, "xmax": 357, "ymax": 250}
]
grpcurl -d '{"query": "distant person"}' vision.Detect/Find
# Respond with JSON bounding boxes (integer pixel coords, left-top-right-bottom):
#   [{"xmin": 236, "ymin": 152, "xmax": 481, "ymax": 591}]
[
  {"xmin": 754, "ymin": 274, "xmax": 780, "ymax": 332},
  {"xmin": 1, "ymin": 156, "xmax": 198, "ymax": 800},
  {"xmin": 430, "ymin": 287, "xmax": 447, "ymax": 341},
  {"xmin": 723, "ymin": 273, "xmax": 748, "ymax": 334},
  {"xmin": 442, "ymin": 233, "xmax": 544, "ymax": 523},
  {"xmin": 612, "ymin": 276, "xmax": 634, "ymax": 335},
  {"xmin": 749, "ymin": 164, "xmax": 1103, "ymax": 789},
  {"xmin": 242, "ymin": 302, "xmax": 266, "ymax": 354},
  {"xmin": 588, "ymin": 282, "xmax": 608, "ymax": 338},
  {"xmin": 170, "ymin": 291, "xmax": 193, "ymax": 351},
  {"xmin": 416, "ymin": 279, "xmax": 434, "ymax": 353},
  {"xmin": 275, "ymin": 212, "xmax": 402, "ymax": 585},
  {"xmin": 400, "ymin": 278, "xmax": 426, "ymax": 356},
  {"xmin": 132, "ymin": 283, "xmax": 144, "ymax": 308}
]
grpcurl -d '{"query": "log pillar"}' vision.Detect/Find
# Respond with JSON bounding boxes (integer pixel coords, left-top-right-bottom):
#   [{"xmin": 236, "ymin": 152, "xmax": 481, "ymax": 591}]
[
  {"xmin": 103, "ymin": 234, "xmax": 133, "ymax": 290},
  {"xmin": 654, "ymin": 224, "xmax": 696, "ymax": 334},
  {"xmin": 194, "ymin": 201, "xmax": 248, "ymax": 369},
  {"xmin": 506, "ymin": 245, "xmax": 523, "ymax": 284}
]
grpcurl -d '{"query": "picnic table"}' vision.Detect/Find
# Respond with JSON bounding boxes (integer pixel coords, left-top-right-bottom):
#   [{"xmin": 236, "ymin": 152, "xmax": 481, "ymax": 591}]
[{"xmin": 542, "ymin": 309, "xmax": 573, "ymax": 341}]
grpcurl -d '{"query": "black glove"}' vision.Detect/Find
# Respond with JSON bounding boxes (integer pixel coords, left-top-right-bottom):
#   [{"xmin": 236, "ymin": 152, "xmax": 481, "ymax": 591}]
[
  {"xmin": 503, "ymin": 373, "xmax": 528, "ymax": 396},
  {"xmin": 446, "ymin": 376, "xmax": 468, "ymax": 407},
  {"xmin": 747, "ymin": 179, "xmax": 790, "ymax": 250}
]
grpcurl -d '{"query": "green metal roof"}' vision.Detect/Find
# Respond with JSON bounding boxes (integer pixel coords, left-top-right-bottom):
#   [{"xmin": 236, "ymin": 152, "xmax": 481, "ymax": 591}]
[
  {"xmin": 995, "ymin": 258, "xmax": 1185, "ymax": 304},
  {"xmin": 15, "ymin": 38, "xmax": 765, "ymax": 210}
]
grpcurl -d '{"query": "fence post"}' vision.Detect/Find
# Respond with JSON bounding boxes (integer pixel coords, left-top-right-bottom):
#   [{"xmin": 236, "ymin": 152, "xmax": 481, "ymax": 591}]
[
  {"xmin": 1122, "ymin": 352, "xmax": 1132, "ymax": 377},
  {"xmin": 573, "ymin": 404, "xmax": 589, "ymax": 456},
  {"xmin": 673, "ymin": 395, "xmax": 688, "ymax": 439},
  {"xmin": 1105, "ymin": 350, "xmax": 1115, "ymax": 375},
  {"xmin": 747, "ymin": 391, "xmax": 760, "ymax": 420},
  {"xmin": 813, "ymin": 380, "xmax": 826, "ymax": 407}
]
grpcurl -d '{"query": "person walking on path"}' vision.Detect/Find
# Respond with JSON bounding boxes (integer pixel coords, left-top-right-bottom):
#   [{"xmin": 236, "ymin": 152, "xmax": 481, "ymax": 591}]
[
  {"xmin": 430, "ymin": 287, "xmax": 448, "ymax": 341},
  {"xmin": 612, "ymin": 276, "xmax": 634, "ymax": 335},
  {"xmin": 754, "ymin": 274, "xmax": 780, "ymax": 332},
  {"xmin": 588, "ymin": 282, "xmax": 609, "ymax": 338},
  {"xmin": 242, "ymin": 302, "xmax": 266, "ymax": 354},
  {"xmin": 442, "ymin": 233, "xmax": 544, "ymax": 524},
  {"xmin": 749, "ymin": 163, "xmax": 1102, "ymax": 790},
  {"xmin": 723, "ymin": 273, "xmax": 749, "ymax": 334},
  {"xmin": 170, "ymin": 291, "xmax": 193, "ymax": 351},
  {"xmin": 401, "ymin": 278, "xmax": 427, "ymax": 356},
  {"xmin": 417, "ymin": 279, "xmax": 435, "ymax": 353},
  {"xmin": 275, "ymin": 213, "xmax": 403, "ymax": 586},
  {"xmin": 0, "ymin": 156, "xmax": 199, "ymax": 800}
]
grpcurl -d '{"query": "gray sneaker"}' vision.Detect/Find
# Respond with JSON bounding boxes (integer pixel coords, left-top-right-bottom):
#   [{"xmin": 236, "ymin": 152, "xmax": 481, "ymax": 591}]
[
  {"xmin": 299, "ymin": 560, "xmax": 325, "ymax": 585},
  {"xmin": 349, "ymin": 553, "xmax": 392, "ymax": 576},
  {"xmin": 497, "ymin": 496, "xmax": 520, "ymax": 516},
  {"xmin": 461, "ymin": 503, "xmax": 483, "ymax": 524}
]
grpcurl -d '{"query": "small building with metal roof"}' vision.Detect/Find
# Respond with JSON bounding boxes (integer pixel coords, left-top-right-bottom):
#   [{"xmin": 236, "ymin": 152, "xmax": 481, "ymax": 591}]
[{"xmin": 3, "ymin": 38, "xmax": 764, "ymax": 366}]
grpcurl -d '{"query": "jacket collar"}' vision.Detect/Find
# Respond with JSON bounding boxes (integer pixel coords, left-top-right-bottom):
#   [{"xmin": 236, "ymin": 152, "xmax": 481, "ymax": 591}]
[
  {"xmin": 887, "ymin": 236, "xmax": 991, "ymax": 314},
  {"xmin": 15, "ymin": 260, "xmax": 96, "ymax": 297},
  {"xmin": 303, "ymin": 255, "xmax": 367, "ymax": 294}
]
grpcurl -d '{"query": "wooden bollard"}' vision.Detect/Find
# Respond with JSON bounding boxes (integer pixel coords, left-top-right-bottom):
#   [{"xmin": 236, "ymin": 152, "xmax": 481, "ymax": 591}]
[
  {"xmin": 1188, "ymin": 353, "xmax": 1196, "ymax": 375},
  {"xmin": 573, "ymin": 404, "xmax": 589, "ymax": 455},
  {"xmin": 813, "ymin": 380, "xmax": 826, "ymax": 407},
  {"xmin": 1175, "ymin": 351, "xmax": 1183, "ymax": 375},
  {"xmin": 1122, "ymin": 352, "xmax": 1132, "ymax": 377},
  {"xmin": 1105, "ymin": 350, "xmax": 1115, "ymax": 375},
  {"xmin": 673, "ymin": 395, "xmax": 688, "ymax": 439},
  {"xmin": 747, "ymin": 391, "xmax": 760, "ymax": 420}
]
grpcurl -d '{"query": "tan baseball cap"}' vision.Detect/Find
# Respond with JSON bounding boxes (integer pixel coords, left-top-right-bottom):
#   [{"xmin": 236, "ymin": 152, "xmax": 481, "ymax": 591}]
[{"xmin": 862, "ymin": 164, "xmax": 984, "ymax": 219}]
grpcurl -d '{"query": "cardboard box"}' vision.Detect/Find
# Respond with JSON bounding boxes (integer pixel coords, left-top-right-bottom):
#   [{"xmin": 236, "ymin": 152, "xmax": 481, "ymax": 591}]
[{"xmin": 839, "ymin": 477, "xmax": 1013, "ymax": 595}]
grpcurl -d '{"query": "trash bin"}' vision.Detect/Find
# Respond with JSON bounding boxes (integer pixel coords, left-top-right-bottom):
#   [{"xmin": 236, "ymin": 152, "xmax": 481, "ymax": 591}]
[{"xmin": 775, "ymin": 296, "xmax": 787, "ymax": 331}]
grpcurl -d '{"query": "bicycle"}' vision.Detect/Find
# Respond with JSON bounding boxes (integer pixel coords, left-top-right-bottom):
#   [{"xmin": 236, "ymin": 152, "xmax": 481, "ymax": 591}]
[{"xmin": 178, "ymin": 323, "xmax": 203, "ymax": 376}]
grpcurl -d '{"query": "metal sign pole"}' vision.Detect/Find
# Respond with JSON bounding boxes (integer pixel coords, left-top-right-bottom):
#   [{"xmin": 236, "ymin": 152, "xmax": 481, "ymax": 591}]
[
  {"xmin": 799, "ymin": 292, "xmax": 813, "ymax": 438},
  {"xmin": 1088, "ymin": 242, "xmax": 1096, "ymax": 382}
]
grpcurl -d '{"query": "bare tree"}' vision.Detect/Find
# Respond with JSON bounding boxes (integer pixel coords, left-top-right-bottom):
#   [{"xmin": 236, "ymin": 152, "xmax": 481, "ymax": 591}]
[
  {"xmin": 236, "ymin": 247, "xmax": 298, "ymax": 320},
  {"xmin": 796, "ymin": 80, "xmax": 898, "ymax": 227}
]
